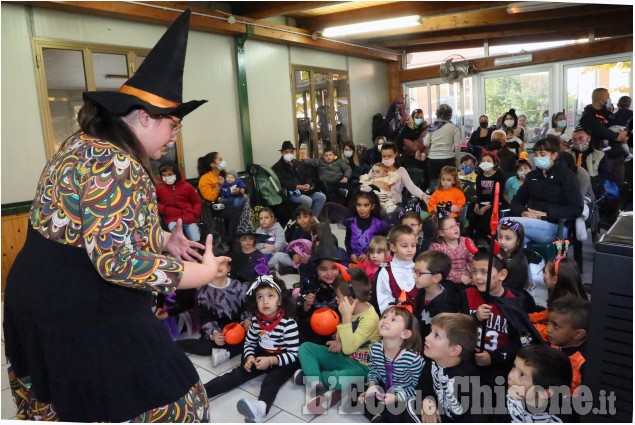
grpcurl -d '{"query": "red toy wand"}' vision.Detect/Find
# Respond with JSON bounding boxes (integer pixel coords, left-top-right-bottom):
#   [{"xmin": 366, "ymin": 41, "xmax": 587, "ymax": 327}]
[{"xmin": 481, "ymin": 181, "xmax": 501, "ymax": 350}]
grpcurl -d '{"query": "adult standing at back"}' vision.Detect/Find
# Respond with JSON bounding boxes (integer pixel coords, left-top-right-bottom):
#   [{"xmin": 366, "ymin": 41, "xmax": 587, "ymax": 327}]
[
  {"xmin": 3, "ymin": 10, "xmax": 230, "ymax": 422},
  {"xmin": 580, "ymin": 88, "xmax": 629, "ymax": 189},
  {"xmin": 501, "ymin": 108, "xmax": 526, "ymax": 154},
  {"xmin": 397, "ymin": 108, "xmax": 428, "ymax": 169},
  {"xmin": 467, "ymin": 114, "xmax": 495, "ymax": 160},
  {"xmin": 422, "ymin": 104, "xmax": 462, "ymax": 190},
  {"xmin": 272, "ymin": 141, "xmax": 327, "ymax": 218},
  {"xmin": 547, "ymin": 111, "xmax": 574, "ymax": 145}
]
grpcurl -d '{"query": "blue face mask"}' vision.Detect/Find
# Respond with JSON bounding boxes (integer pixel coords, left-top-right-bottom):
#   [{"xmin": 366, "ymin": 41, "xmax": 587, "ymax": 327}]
[
  {"xmin": 534, "ymin": 156, "xmax": 551, "ymax": 170},
  {"xmin": 343, "ymin": 150, "xmax": 353, "ymax": 158},
  {"xmin": 461, "ymin": 164, "xmax": 474, "ymax": 175},
  {"xmin": 218, "ymin": 160, "xmax": 227, "ymax": 170},
  {"xmin": 557, "ymin": 120, "xmax": 567, "ymax": 128},
  {"xmin": 414, "ymin": 118, "xmax": 423, "ymax": 126}
]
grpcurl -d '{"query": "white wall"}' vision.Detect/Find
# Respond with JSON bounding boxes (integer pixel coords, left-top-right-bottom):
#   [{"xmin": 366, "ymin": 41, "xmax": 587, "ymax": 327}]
[
  {"xmin": 1, "ymin": 4, "xmax": 390, "ymax": 204},
  {"xmin": 244, "ymin": 40, "xmax": 294, "ymax": 167},
  {"xmin": 349, "ymin": 56, "xmax": 389, "ymax": 146}
]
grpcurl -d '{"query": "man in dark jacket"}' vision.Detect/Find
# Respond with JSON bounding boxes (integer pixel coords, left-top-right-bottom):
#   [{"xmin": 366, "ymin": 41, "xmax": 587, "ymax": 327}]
[
  {"xmin": 272, "ymin": 140, "xmax": 326, "ymax": 218},
  {"xmin": 508, "ymin": 138, "xmax": 583, "ymax": 244},
  {"xmin": 579, "ymin": 88, "xmax": 629, "ymax": 188}
]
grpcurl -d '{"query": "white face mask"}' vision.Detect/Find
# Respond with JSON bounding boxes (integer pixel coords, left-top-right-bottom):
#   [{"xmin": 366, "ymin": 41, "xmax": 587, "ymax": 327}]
[
  {"xmin": 162, "ymin": 175, "xmax": 176, "ymax": 185},
  {"xmin": 377, "ymin": 145, "xmax": 383, "ymax": 152},
  {"xmin": 479, "ymin": 162, "xmax": 494, "ymax": 172},
  {"xmin": 283, "ymin": 153, "xmax": 295, "ymax": 162},
  {"xmin": 504, "ymin": 119, "xmax": 514, "ymax": 128}
]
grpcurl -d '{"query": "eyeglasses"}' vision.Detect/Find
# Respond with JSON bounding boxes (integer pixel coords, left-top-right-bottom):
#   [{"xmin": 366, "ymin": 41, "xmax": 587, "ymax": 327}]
[
  {"xmin": 414, "ymin": 270, "xmax": 433, "ymax": 277},
  {"xmin": 442, "ymin": 223, "xmax": 460, "ymax": 231},
  {"xmin": 156, "ymin": 114, "xmax": 182, "ymax": 136}
]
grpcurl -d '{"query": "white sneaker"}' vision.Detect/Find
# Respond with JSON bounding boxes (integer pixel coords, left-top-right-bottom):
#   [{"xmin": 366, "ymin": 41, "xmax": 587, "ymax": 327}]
[
  {"xmin": 237, "ymin": 398, "xmax": 267, "ymax": 423},
  {"xmin": 211, "ymin": 348, "xmax": 231, "ymax": 367},
  {"xmin": 625, "ymin": 154, "xmax": 633, "ymax": 162}
]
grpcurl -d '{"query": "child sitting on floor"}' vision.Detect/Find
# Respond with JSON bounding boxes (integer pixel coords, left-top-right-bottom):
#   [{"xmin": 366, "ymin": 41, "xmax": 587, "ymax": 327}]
[
  {"xmin": 296, "ymin": 267, "xmax": 380, "ymax": 414},
  {"xmin": 204, "ymin": 275, "xmax": 299, "ymax": 423},
  {"xmin": 372, "ymin": 225, "xmax": 418, "ymax": 314},
  {"xmin": 359, "ymin": 306, "xmax": 423, "ymax": 423},
  {"xmin": 345, "ymin": 191, "xmax": 389, "ymax": 264}
]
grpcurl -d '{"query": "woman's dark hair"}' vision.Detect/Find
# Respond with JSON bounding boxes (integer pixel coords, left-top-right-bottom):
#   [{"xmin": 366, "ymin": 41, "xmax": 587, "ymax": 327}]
[
  {"xmin": 245, "ymin": 275, "xmax": 296, "ymax": 318},
  {"xmin": 548, "ymin": 257, "xmax": 588, "ymax": 304},
  {"xmin": 436, "ymin": 104, "xmax": 453, "ymax": 120},
  {"xmin": 158, "ymin": 161, "xmax": 182, "ymax": 182},
  {"xmin": 532, "ymin": 137, "xmax": 559, "ymax": 154},
  {"xmin": 503, "ymin": 108, "xmax": 518, "ymax": 129},
  {"xmin": 558, "ymin": 151, "xmax": 577, "ymax": 173},
  {"xmin": 351, "ymin": 190, "xmax": 381, "ymax": 218},
  {"xmin": 342, "ymin": 141, "xmax": 361, "ymax": 167},
  {"xmin": 197, "ymin": 152, "xmax": 219, "ymax": 177},
  {"xmin": 380, "ymin": 142, "xmax": 402, "ymax": 168},
  {"xmin": 77, "ymin": 100, "xmax": 152, "ymax": 174},
  {"xmin": 551, "ymin": 112, "xmax": 566, "ymax": 129}
]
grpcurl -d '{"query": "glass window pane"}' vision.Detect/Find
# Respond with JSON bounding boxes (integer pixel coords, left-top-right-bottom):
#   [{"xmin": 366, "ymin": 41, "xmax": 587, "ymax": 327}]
[
  {"xmin": 566, "ymin": 61, "xmax": 632, "ymax": 127},
  {"xmin": 484, "ymin": 71, "xmax": 550, "ymax": 140},
  {"xmin": 294, "ymin": 69, "xmax": 312, "ymax": 159},
  {"xmin": 407, "ymin": 85, "xmax": 430, "ymax": 123},
  {"xmin": 314, "ymin": 72, "xmax": 331, "ymax": 154},
  {"xmin": 42, "ymin": 48, "xmax": 87, "ymax": 153},
  {"xmin": 333, "ymin": 73, "xmax": 349, "ymax": 153},
  {"xmin": 92, "ymin": 52, "xmax": 128, "ymax": 91}
]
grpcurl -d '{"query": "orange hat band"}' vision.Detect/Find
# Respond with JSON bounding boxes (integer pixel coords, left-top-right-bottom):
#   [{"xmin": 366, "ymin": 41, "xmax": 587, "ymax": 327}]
[{"xmin": 119, "ymin": 84, "xmax": 180, "ymax": 108}]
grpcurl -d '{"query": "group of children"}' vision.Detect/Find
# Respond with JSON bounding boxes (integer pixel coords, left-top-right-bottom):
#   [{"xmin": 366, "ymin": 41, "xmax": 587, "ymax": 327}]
[{"xmin": 160, "ymin": 186, "xmax": 591, "ymax": 422}]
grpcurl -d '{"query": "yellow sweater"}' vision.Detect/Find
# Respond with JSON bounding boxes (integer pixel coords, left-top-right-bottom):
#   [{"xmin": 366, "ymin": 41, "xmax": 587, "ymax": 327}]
[
  {"xmin": 337, "ymin": 305, "xmax": 380, "ymax": 366},
  {"xmin": 198, "ymin": 171, "xmax": 221, "ymax": 202}
]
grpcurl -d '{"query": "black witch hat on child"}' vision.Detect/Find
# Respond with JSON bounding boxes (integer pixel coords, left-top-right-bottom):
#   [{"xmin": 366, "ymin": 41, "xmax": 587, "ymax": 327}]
[
  {"xmin": 83, "ymin": 9, "xmax": 206, "ymax": 119},
  {"xmin": 235, "ymin": 195, "xmax": 268, "ymax": 241},
  {"xmin": 310, "ymin": 225, "xmax": 340, "ymax": 263}
]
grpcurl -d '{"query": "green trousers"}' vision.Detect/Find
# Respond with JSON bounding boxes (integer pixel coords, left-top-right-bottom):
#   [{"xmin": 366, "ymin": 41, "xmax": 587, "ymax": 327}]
[{"xmin": 298, "ymin": 342, "xmax": 368, "ymax": 391}]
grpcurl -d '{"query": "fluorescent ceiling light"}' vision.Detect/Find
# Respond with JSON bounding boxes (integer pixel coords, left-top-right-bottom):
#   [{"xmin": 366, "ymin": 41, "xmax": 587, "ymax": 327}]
[
  {"xmin": 507, "ymin": 2, "xmax": 580, "ymax": 14},
  {"xmin": 494, "ymin": 53, "xmax": 534, "ymax": 66},
  {"xmin": 322, "ymin": 15, "xmax": 421, "ymax": 37}
]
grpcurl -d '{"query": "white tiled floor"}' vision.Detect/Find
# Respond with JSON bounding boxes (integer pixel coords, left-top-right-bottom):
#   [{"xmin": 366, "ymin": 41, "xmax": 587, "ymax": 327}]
[{"xmin": 0, "ymin": 224, "xmax": 599, "ymax": 422}]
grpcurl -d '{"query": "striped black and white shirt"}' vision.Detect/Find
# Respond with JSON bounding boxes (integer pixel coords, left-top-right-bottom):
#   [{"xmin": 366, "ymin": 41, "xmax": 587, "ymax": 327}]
[
  {"xmin": 243, "ymin": 314, "xmax": 300, "ymax": 366},
  {"xmin": 367, "ymin": 341, "xmax": 424, "ymax": 401}
]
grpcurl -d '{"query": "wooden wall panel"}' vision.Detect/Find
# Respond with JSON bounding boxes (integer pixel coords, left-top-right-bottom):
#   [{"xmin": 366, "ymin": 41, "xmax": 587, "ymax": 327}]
[{"xmin": 1, "ymin": 213, "xmax": 29, "ymax": 298}]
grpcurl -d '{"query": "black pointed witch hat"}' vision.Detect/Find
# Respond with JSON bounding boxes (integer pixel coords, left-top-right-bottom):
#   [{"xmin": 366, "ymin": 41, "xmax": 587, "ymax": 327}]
[
  {"xmin": 234, "ymin": 195, "xmax": 269, "ymax": 241},
  {"xmin": 83, "ymin": 9, "xmax": 206, "ymax": 119},
  {"xmin": 310, "ymin": 224, "xmax": 341, "ymax": 263}
]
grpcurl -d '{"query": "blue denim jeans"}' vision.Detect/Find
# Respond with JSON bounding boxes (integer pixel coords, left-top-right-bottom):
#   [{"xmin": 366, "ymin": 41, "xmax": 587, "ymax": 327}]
[
  {"xmin": 167, "ymin": 221, "xmax": 201, "ymax": 242},
  {"xmin": 501, "ymin": 217, "xmax": 567, "ymax": 245},
  {"xmin": 289, "ymin": 191, "xmax": 327, "ymax": 218}
]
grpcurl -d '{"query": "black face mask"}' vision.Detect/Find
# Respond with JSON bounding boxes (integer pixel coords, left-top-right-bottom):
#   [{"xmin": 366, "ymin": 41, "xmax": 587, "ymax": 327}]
[
  {"xmin": 480, "ymin": 122, "xmax": 489, "ymax": 129},
  {"xmin": 490, "ymin": 140, "xmax": 503, "ymax": 150}
]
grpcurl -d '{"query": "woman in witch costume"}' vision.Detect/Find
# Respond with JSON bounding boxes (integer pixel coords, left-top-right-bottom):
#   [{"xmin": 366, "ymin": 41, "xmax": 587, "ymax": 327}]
[{"xmin": 3, "ymin": 10, "xmax": 231, "ymax": 422}]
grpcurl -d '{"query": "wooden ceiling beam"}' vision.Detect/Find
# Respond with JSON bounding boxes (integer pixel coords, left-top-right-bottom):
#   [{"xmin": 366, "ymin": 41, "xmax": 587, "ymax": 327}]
[
  {"xmin": 231, "ymin": 2, "xmax": 342, "ymax": 20},
  {"xmin": 378, "ymin": 11, "xmax": 631, "ymax": 50},
  {"xmin": 25, "ymin": 1, "xmax": 399, "ymax": 62},
  {"xmin": 400, "ymin": 37, "xmax": 633, "ymax": 82},
  {"xmin": 400, "ymin": 27, "xmax": 633, "ymax": 54},
  {"xmin": 296, "ymin": 1, "xmax": 504, "ymax": 32},
  {"xmin": 344, "ymin": 4, "xmax": 629, "ymax": 40}
]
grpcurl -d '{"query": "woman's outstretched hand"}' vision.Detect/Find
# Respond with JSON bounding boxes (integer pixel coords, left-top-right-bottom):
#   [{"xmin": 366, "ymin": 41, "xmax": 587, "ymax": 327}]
[{"xmin": 164, "ymin": 219, "xmax": 205, "ymax": 261}]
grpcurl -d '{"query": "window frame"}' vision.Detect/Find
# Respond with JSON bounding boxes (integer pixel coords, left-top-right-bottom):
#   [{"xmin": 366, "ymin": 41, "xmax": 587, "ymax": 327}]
[
  {"xmin": 290, "ymin": 65, "xmax": 352, "ymax": 157},
  {"xmin": 31, "ymin": 37, "xmax": 186, "ymax": 175}
]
